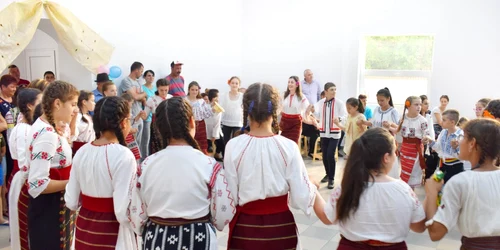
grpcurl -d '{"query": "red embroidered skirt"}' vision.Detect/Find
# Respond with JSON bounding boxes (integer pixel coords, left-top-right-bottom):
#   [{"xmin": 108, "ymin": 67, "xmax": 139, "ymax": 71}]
[
  {"xmin": 279, "ymin": 113, "xmax": 302, "ymax": 144},
  {"xmin": 75, "ymin": 194, "xmax": 119, "ymax": 249},
  {"xmin": 338, "ymin": 237, "xmax": 407, "ymax": 250},
  {"xmin": 228, "ymin": 195, "xmax": 297, "ymax": 249},
  {"xmin": 18, "ymin": 182, "xmax": 30, "ymax": 250},
  {"xmin": 195, "ymin": 120, "xmax": 208, "ymax": 154},
  {"xmin": 6, "ymin": 159, "xmax": 19, "ymax": 192},
  {"xmin": 400, "ymin": 138, "xmax": 425, "ymax": 183}
]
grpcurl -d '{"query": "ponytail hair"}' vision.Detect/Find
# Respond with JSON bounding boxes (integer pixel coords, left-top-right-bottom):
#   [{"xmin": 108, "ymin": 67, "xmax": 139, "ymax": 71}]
[
  {"xmin": 17, "ymin": 88, "xmax": 42, "ymax": 125},
  {"xmin": 376, "ymin": 87, "xmax": 394, "ymax": 107},
  {"xmin": 346, "ymin": 97, "xmax": 365, "ymax": 114},
  {"xmin": 336, "ymin": 128, "xmax": 395, "ymax": 222}
]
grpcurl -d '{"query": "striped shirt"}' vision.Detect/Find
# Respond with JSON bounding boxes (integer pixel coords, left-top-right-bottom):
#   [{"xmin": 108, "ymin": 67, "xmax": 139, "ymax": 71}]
[{"xmin": 166, "ymin": 75, "xmax": 185, "ymax": 97}]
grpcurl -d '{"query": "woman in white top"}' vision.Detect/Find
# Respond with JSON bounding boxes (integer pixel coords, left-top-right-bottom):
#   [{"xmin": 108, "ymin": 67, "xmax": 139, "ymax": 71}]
[
  {"xmin": 8, "ymin": 88, "xmax": 42, "ymax": 250},
  {"xmin": 360, "ymin": 88, "xmax": 401, "ymax": 179},
  {"xmin": 431, "ymin": 95, "xmax": 449, "ymax": 138},
  {"xmin": 280, "ymin": 76, "xmax": 311, "ymax": 144},
  {"xmin": 73, "ymin": 90, "xmax": 96, "ymax": 155},
  {"xmin": 129, "ymin": 97, "xmax": 234, "ymax": 250},
  {"xmin": 186, "ymin": 81, "xmax": 215, "ymax": 154},
  {"xmin": 314, "ymin": 128, "xmax": 426, "ymax": 250},
  {"xmin": 27, "ymin": 81, "xmax": 79, "ymax": 250},
  {"xmin": 313, "ymin": 82, "xmax": 347, "ymax": 189},
  {"xmin": 143, "ymin": 78, "xmax": 172, "ymax": 155},
  {"xmin": 224, "ymin": 83, "xmax": 317, "ymax": 250},
  {"xmin": 65, "ymin": 96, "xmax": 138, "ymax": 249},
  {"xmin": 219, "ymin": 77, "xmax": 243, "ymax": 153},
  {"xmin": 425, "ymin": 119, "xmax": 500, "ymax": 249}
]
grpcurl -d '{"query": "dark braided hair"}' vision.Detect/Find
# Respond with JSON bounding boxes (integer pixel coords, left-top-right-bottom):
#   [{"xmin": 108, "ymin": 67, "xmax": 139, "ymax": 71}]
[
  {"xmin": 93, "ymin": 96, "xmax": 130, "ymax": 146},
  {"xmin": 463, "ymin": 119, "xmax": 500, "ymax": 167},
  {"xmin": 238, "ymin": 82, "xmax": 280, "ymax": 135},
  {"xmin": 41, "ymin": 81, "xmax": 79, "ymax": 134},
  {"xmin": 33, "ymin": 104, "xmax": 43, "ymax": 122},
  {"xmin": 155, "ymin": 97, "xmax": 201, "ymax": 151},
  {"xmin": 78, "ymin": 90, "xmax": 94, "ymax": 123},
  {"xmin": 16, "ymin": 88, "xmax": 42, "ymax": 125}
]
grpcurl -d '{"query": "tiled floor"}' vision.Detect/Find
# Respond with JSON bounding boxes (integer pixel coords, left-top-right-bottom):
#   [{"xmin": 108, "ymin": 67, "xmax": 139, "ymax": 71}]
[{"xmin": 0, "ymin": 157, "xmax": 462, "ymax": 250}]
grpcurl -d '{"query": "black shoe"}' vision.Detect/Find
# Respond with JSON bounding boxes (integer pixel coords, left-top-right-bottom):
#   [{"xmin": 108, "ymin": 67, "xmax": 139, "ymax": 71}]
[
  {"xmin": 321, "ymin": 175, "xmax": 328, "ymax": 183},
  {"xmin": 308, "ymin": 153, "xmax": 313, "ymax": 158},
  {"xmin": 327, "ymin": 180, "xmax": 334, "ymax": 189},
  {"xmin": 207, "ymin": 147, "xmax": 214, "ymax": 153}
]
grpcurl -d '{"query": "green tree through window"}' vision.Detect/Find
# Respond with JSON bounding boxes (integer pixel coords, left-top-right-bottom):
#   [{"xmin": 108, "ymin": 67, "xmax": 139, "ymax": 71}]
[{"xmin": 365, "ymin": 36, "xmax": 434, "ymax": 70}]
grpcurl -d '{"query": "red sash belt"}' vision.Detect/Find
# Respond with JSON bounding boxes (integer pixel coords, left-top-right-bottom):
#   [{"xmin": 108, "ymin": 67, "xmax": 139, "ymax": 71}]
[
  {"xmin": 81, "ymin": 193, "xmax": 114, "ymax": 213},
  {"xmin": 150, "ymin": 215, "xmax": 210, "ymax": 226},
  {"xmin": 340, "ymin": 235, "xmax": 404, "ymax": 247},
  {"xmin": 228, "ymin": 195, "xmax": 289, "ymax": 246},
  {"xmin": 281, "ymin": 112, "xmax": 302, "ymax": 120},
  {"xmin": 72, "ymin": 141, "xmax": 86, "ymax": 155},
  {"xmin": 49, "ymin": 165, "xmax": 72, "ymax": 180},
  {"xmin": 402, "ymin": 138, "xmax": 426, "ymax": 170}
]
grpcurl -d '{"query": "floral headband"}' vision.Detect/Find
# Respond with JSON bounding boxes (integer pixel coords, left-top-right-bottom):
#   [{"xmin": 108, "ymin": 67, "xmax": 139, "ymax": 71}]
[{"xmin": 483, "ymin": 109, "xmax": 495, "ymax": 119}]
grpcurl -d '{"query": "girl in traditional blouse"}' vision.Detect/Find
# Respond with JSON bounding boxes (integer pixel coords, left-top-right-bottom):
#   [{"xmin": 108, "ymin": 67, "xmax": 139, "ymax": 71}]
[
  {"xmin": 129, "ymin": 97, "xmax": 234, "ymax": 250},
  {"xmin": 65, "ymin": 96, "xmax": 138, "ymax": 249},
  {"xmin": 73, "ymin": 90, "xmax": 96, "ymax": 155},
  {"xmin": 143, "ymin": 79, "xmax": 172, "ymax": 155},
  {"xmin": 26, "ymin": 81, "xmax": 79, "ymax": 250},
  {"xmin": 280, "ymin": 76, "xmax": 311, "ymax": 144},
  {"xmin": 314, "ymin": 128, "xmax": 426, "ymax": 250},
  {"xmin": 397, "ymin": 96, "xmax": 430, "ymax": 188},
  {"xmin": 225, "ymin": 83, "xmax": 317, "ymax": 249},
  {"xmin": 425, "ymin": 119, "xmax": 500, "ymax": 249},
  {"xmin": 186, "ymin": 81, "xmax": 215, "ymax": 154},
  {"xmin": 431, "ymin": 95, "xmax": 449, "ymax": 138},
  {"xmin": 360, "ymin": 88, "xmax": 401, "ymax": 179},
  {"xmin": 8, "ymin": 88, "xmax": 42, "ymax": 250}
]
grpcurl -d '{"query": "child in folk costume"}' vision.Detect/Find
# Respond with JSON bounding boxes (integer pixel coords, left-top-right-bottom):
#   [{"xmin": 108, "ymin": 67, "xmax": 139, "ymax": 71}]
[
  {"xmin": 423, "ymin": 110, "xmax": 464, "ymax": 183},
  {"xmin": 314, "ymin": 128, "xmax": 426, "ymax": 250},
  {"xmin": 280, "ymin": 76, "xmax": 311, "ymax": 144},
  {"xmin": 333, "ymin": 97, "xmax": 367, "ymax": 159},
  {"xmin": 26, "ymin": 81, "xmax": 79, "ymax": 250},
  {"xmin": 313, "ymin": 82, "xmax": 347, "ymax": 189},
  {"xmin": 224, "ymin": 83, "xmax": 317, "ymax": 249},
  {"xmin": 205, "ymin": 89, "xmax": 224, "ymax": 161},
  {"xmin": 73, "ymin": 90, "xmax": 96, "ymax": 155},
  {"xmin": 121, "ymin": 93, "xmax": 146, "ymax": 161},
  {"xmin": 8, "ymin": 88, "xmax": 42, "ymax": 250},
  {"xmin": 360, "ymin": 88, "xmax": 401, "ymax": 179},
  {"xmin": 65, "ymin": 96, "xmax": 138, "ymax": 249},
  {"xmin": 425, "ymin": 119, "xmax": 500, "ymax": 249},
  {"xmin": 143, "ymin": 79, "xmax": 172, "ymax": 155},
  {"xmin": 397, "ymin": 96, "xmax": 430, "ymax": 188},
  {"xmin": 186, "ymin": 81, "xmax": 216, "ymax": 154},
  {"xmin": 129, "ymin": 97, "xmax": 234, "ymax": 250}
]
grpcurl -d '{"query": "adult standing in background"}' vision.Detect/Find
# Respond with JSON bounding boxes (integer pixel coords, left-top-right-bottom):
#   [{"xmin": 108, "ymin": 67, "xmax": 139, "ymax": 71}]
[
  {"xmin": 432, "ymin": 95, "xmax": 449, "ymax": 138},
  {"xmin": 7, "ymin": 65, "xmax": 29, "ymax": 89},
  {"xmin": 167, "ymin": 60, "xmax": 185, "ymax": 97},
  {"xmin": 301, "ymin": 69, "xmax": 322, "ymax": 158},
  {"xmin": 92, "ymin": 73, "xmax": 110, "ymax": 103},
  {"xmin": 43, "ymin": 71, "xmax": 56, "ymax": 83},
  {"xmin": 119, "ymin": 62, "xmax": 147, "ymax": 156},
  {"xmin": 358, "ymin": 94, "xmax": 373, "ymax": 121},
  {"xmin": 0, "ymin": 75, "xmax": 17, "ymax": 193},
  {"xmin": 141, "ymin": 69, "xmax": 156, "ymax": 159}
]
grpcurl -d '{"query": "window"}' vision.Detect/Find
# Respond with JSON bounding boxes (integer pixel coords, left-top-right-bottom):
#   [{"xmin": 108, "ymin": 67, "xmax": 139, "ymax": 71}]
[{"xmin": 358, "ymin": 36, "xmax": 434, "ymax": 111}]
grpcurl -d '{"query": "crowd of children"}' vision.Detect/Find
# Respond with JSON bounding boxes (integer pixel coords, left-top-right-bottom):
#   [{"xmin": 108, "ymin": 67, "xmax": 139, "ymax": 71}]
[{"xmin": 0, "ymin": 62, "xmax": 498, "ymax": 250}]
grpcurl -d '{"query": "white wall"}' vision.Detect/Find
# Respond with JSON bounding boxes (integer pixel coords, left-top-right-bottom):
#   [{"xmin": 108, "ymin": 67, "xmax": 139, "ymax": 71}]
[{"xmin": 1, "ymin": 0, "xmax": 499, "ymax": 117}]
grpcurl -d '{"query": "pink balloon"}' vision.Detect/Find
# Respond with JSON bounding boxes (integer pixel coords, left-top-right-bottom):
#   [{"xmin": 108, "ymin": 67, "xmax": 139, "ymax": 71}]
[{"xmin": 97, "ymin": 65, "xmax": 109, "ymax": 74}]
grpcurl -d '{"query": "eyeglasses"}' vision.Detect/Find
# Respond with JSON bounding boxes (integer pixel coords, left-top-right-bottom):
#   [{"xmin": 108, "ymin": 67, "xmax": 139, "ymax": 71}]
[{"xmin": 473, "ymin": 107, "xmax": 484, "ymax": 112}]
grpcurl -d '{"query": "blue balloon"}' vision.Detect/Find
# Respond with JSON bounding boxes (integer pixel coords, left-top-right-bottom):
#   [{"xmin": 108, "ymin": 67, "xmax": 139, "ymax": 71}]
[{"xmin": 109, "ymin": 66, "xmax": 122, "ymax": 79}]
